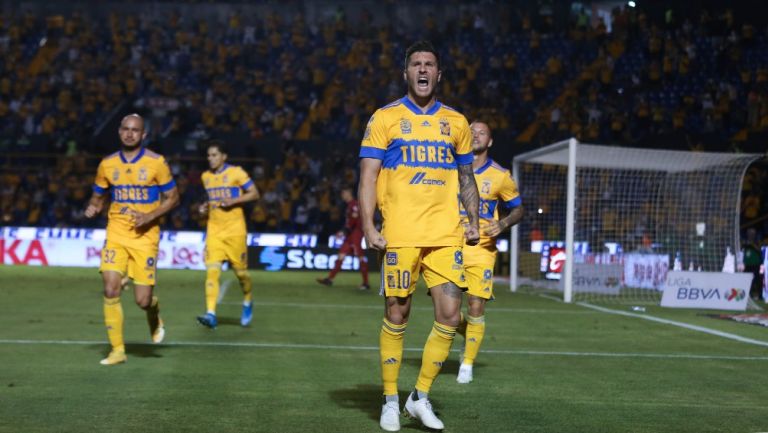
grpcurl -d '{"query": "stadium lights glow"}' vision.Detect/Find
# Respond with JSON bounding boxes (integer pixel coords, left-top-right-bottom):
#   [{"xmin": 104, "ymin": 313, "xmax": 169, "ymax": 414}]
[
  {"xmin": 628, "ymin": 1, "xmax": 636, "ymax": 7},
  {"xmin": 537, "ymin": 208, "xmax": 543, "ymax": 214}
]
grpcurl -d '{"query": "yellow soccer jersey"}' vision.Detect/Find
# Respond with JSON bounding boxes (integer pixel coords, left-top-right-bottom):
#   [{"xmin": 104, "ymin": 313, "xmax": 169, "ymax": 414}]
[
  {"xmin": 93, "ymin": 148, "xmax": 176, "ymax": 247},
  {"xmin": 360, "ymin": 96, "xmax": 473, "ymax": 247},
  {"xmin": 461, "ymin": 159, "xmax": 522, "ymax": 252},
  {"xmin": 202, "ymin": 164, "xmax": 254, "ymax": 239}
]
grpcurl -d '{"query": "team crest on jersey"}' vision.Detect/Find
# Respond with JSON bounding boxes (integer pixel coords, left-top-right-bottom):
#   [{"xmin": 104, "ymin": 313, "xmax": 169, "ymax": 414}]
[
  {"xmin": 484, "ymin": 269, "xmax": 492, "ymax": 280},
  {"xmin": 481, "ymin": 180, "xmax": 492, "ymax": 194},
  {"xmin": 112, "ymin": 169, "xmax": 120, "ymax": 182},
  {"xmin": 454, "ymin": 250, "xmax": 463, "ymax": 265},
  {"xmin": 400, "ymin": 118, "xmax": 412, "ymax": 134},
  {"xmin": 386, "ymin": 252, "xmax": 398, "ymax": 265},
  {"xmin": 138, "ymin": 167, "xmax": 148, "ymax": 181},
  {"xmin": 439, "ymin": 118, "xmax": 451, "ymax": 136}
]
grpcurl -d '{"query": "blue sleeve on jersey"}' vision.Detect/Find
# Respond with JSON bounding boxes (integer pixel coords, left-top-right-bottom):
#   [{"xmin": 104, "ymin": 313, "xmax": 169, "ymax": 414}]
[
  {"xmin": 359, "ymin": 146, "xmax": 385, "ymax": 160},
  {"xmin": 242, "ymin": 180, "xmax": 254, "ymax": 190},
  {"xmin": 504, "ymin": 197, "xmax": 522, "ymax": 209},
  {"xmin": 455, "ymin": 152, "xmax": 473, "ymax": 165},
  {"xmin": 158, "ymin": 179, "xmax": 177, "ymax": 192},
  {"xmin": 93, "ymin": 184, "xmax": 107, "ymax": 194}
]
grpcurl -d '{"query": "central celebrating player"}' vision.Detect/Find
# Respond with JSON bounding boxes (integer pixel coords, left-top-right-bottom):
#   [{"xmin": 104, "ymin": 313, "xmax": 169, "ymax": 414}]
[
  {"xmin": 85, "ymin": 114, "xmax": 179, "ymax": 366},
  {"xmin": 456, "ymin": 120, "xmax": 523, "ymax": 384},
  {"xmin": 316, "ymin": 186, "xmax": 370, "ymax": 290},
  {"xmin": 197, "ymin": 140, "xmax": 259, "ymax": 329},
  {"xmin": 359, "ymin": 40, "xmax": 480, "ymax": 431}
]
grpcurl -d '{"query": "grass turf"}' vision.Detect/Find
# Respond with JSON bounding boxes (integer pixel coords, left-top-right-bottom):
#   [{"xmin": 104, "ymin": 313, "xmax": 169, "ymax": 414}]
[{"xmin": 0, "ymin": 266, "xmax": 767, "ymax": 432}]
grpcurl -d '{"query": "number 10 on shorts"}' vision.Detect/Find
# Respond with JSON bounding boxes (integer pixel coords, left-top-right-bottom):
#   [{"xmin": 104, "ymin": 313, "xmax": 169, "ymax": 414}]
[{"xmin": 386, "ymin": 270, "xmax": 411, "ymax": 289}]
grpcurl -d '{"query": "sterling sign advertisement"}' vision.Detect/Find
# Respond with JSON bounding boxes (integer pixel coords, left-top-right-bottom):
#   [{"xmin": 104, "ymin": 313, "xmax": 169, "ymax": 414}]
[
  {"xmin": 0, "ymin": 226, "xmax": 317, "ymax": 270},
  {"xmin": 660, "ymin": 271, "xmax": 753, "ymax": 311}
]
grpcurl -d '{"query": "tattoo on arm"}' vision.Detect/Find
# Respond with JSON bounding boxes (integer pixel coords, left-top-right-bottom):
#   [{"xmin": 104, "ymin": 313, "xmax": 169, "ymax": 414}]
[
  {"xmin": 458, "ymin": 164, "xmax": 479, "ymax": 226},
  {"xmin": 438, "ymin": 282, "xmax": 464, "ymax": 299},
  {"xmin": 498, "ymin": 205, "xmax": 524, "ymax": 232}
]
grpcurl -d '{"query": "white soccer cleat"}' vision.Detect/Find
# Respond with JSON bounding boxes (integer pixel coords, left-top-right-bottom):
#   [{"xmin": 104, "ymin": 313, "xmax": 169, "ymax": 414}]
[
  {"xmin": 100, "ymin": 350, "xmax": 127, "ymax": 366},
  {"xmin": 457, "ymin": 363, "xmax": 473, "ymax": 384},
  {"xmin": 404, "ymin": 392, "xmax": 444, "ymax": 430},
  {"xmin": 379, "ymin": 401, "xmax": 401, "ymax": 431},
  {"xmin": 151, "ymin": 318, "xmax": 165, "ymax": 344}
]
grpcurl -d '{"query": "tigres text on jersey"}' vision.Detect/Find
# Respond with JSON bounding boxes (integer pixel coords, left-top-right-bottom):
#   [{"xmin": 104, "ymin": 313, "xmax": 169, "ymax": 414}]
[
  {"xmin": 201, "ymin": 163, "xmax": 254, "ymax": 239},
  {"xmin": 359, "ymin": 96, "xmax": 473, "ymax": 247},
  {"xmin": 93, "ymin": 148, "xmax": 176, "ymax": 248}
]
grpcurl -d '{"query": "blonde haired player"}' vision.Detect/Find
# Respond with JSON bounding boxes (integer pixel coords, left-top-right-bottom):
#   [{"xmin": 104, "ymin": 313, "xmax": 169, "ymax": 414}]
[
  {"xmin": 85, "ymin": 114, "xmax": 179, "ymax": 365},
  {"xmin": 196, "ymin": 140, "xmax": 259, "ymax": 329},
  {"xmin": 360, "ymin": 40, "xmax": 480, "ymax": 432},
  {"xmin": 457, "ymin": 121, "xmax": 523, "ymax": 383}
]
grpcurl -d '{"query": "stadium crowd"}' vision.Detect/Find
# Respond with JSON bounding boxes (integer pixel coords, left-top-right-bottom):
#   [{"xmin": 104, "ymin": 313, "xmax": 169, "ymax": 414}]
[{"xmin": 0, "ymin": 2, "xmax": 766, "ymax": 242}]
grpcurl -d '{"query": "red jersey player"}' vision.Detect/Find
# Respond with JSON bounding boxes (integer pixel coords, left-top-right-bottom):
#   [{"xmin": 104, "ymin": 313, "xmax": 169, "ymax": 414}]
[{"xmin": 316, "ymin": 186, "xmax": 370, "ymax": 290}]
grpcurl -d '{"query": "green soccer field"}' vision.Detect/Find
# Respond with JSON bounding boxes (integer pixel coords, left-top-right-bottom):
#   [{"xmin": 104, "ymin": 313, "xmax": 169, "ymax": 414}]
[{"xmin": 1, "ymin": 266, "xmax": 767, "ymax": 433}]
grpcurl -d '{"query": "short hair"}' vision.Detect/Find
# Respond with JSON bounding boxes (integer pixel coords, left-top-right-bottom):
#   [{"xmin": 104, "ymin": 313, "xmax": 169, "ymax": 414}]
[
  {"xmin": 470, "ymin": 120, "xmax": 492, "ymax": 137},
  {"xmin": 404, "ymin": 40, "xmax": 440, "ymax": 70},
  {"xmin": 205, "ymin": 139, "xmax": 227, "ymax": 155}
]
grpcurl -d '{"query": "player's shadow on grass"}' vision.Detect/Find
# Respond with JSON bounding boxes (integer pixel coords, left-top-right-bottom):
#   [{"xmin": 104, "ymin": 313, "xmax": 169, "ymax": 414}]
[
  {"xmin": 328, "ymin": 384, "xmax": 383, "ymax": 422},
  {"xmin": 216, "ymin": 317, "xmax": 242, "ymax": 327},
  {"xmin": 329, "ymin": 385, "xmax": 448, "ymax": 432},
  {"xmin": 127, "ymin": 344, "xmax": 163, "ymax": 358}
]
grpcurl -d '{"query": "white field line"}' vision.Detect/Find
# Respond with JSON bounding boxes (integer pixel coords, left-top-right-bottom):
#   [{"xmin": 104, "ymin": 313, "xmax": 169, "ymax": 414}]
[
  {"xmin": 219, "ymin": 300, "xmax": 595, "ymax": 314},
  {"xmin": 0, "ymin": 338, "xmax": 767, "ymax": 361},
  {"xmin": 578, "ymin": 301, "xmax": 768, "ymax": 348}
]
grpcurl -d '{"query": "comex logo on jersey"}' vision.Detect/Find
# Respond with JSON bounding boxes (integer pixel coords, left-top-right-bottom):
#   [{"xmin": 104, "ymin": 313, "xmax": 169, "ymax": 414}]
[{"xmin": 409, "ymin": 172, "xmax": 446, "ymax": 186}]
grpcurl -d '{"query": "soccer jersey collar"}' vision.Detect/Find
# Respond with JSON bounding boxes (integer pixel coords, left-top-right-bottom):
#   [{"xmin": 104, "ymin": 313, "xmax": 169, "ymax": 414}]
[
  {"xmin": 474, "ymin": 158, "xmax": 494, "ymax": 175},
  {"xmin": 119, "ymin": 147, "xmax": 145, "ymax": 164},
  {"xmin": 214, "ymin": 163, "xmax": 230, "ymax": 174},
  {"xmin": 401, "ymin": 96, "xmax": 442, "ymax": 116}
]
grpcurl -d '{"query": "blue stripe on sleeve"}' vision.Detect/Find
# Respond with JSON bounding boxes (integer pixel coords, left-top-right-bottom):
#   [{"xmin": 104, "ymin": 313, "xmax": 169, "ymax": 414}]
[
  {"xmin": 158, "ymin": 180, "xmax": 176, "ymax": 192},
  {"xmin": 242, "ymin": 180, "xmax": 254, "ymax": 190},
  {"xmin": 360, "ymin": 146, "xmax": 385, "ymax": 159},
  {"xmin": 504, "ymin": 197, "xmax": 522, "ymax": 208},
  {"xmin": 456, "ymin": 152, "xmax": 473, "ymax": 165},
  {"xmin": 93, "ymin": 184, "xmax": 107, "ymax": 194}
]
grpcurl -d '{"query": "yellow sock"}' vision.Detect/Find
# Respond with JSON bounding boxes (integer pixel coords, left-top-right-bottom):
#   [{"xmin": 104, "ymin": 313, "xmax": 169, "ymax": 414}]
[
  {"xmin": 235, "ymin": 269, "xmax": 252, "ymax": 304},
  {"xmin": 456, "ymin": 312, "xmax": 467, "ymax": 337},
  {"xmin": 463, "ymin": 315, "xmax": 485, "ymax": 365},
  {"xmin": 103, "ymin": 297, "xmax": 125, "ymax": 352},
  {"xmin": 415, "ymin": 321, "xmax": 456, "ymax": 393},
  {"xmin": 146, "ymin": 295, "xmax": 160, "ymax": 331},
  {"xmin": 205, "ymin": 266, "xmax": 221, "ymax": 314},
  {"xmin": 380, "ymin": 318, "xmax": 407, "ymax": 396}
]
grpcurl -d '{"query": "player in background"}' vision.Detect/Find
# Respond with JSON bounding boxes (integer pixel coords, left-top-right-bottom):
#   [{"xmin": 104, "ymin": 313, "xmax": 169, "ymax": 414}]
[
  {"xmin": 197, "ymin": 140, "xmax": 259, "ymax": 329},
  {"xmin": 359, "ymin": 40, "xmax": 480, "ymax": 431},
  {"xmin": 84, "ymin": 114, "xmax": 179, "ymax": 365},
  {"xmin": 456, "ymin": 121, "xmax": 523, "ymax": 384},
  {"xmin": 316, "ymin": 186, "xmax": 370, "ymax": 290}
]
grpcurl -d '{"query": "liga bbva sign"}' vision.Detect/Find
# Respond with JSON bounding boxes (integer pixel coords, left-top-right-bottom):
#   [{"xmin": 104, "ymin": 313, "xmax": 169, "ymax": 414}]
[{"xmin": 661, "ymin": 271, "xmax": 752, "ymax": 311}]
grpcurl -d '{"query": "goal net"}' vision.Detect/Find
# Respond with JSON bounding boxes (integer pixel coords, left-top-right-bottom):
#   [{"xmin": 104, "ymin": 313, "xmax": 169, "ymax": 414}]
[{"xmin": 510, "ymin": 138, "xmax": 761, "ymax": 304}]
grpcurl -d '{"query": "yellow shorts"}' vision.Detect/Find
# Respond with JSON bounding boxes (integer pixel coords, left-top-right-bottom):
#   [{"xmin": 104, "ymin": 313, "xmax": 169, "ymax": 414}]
[
  {"xmin": 100, "ymin": 239, "xmax": 158, "ymax": 286},
  {"xmin": 464, "ymin": 246, "xmax": 496, "ymax": 299},
  {"xmin": 381, "ymin": 246, "xmax": 467, "ymax": 298},
  {"xmin": 205, "ymin": 235, "xmax": 247, "ymax": 269}
]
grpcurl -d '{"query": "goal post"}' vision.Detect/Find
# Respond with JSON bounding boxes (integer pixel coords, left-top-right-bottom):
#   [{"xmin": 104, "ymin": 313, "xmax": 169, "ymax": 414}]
[{"xmin": 510, "ymin": 138, "xmax": 761, "ymax": 304}]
